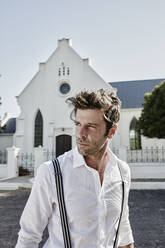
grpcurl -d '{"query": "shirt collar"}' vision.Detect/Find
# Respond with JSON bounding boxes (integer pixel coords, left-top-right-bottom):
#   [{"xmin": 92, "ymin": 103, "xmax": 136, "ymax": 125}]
[
  {"xmin": 72, "ymin": 147, "xmax": 87, "ymax": 169},
  {"xmin": 105, "ymin": 148, "xmax": 118, "ymax": 174},
  {"xmin": 108, "ymin": 148, "xmax": 118, "ymax": 165},
  {"xmin": 72, "ymin": 146, "xmax": 118, "ymax": 170}
]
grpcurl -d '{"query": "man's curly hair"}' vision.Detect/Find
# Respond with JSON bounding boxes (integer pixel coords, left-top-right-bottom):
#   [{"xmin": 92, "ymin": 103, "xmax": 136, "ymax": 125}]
[{"xmin": 66, "ymin": 89, "xmax": 121, "ymax": 136}]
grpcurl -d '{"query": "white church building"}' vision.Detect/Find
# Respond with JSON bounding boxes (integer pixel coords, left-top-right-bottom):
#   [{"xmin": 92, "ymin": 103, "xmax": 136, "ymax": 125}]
[{"xmin": 13, "ymin": 38, "xmax": 165, "ymax": 156}]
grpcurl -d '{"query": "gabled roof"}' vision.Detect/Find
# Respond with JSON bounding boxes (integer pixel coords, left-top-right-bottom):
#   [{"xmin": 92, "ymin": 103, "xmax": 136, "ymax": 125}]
[
  {"xmin": 18, "ymin": 38, "xmax": 110, "ymax": 98},
  {"xmin": 0, "ymin": 118, "xmax": 16, "ymax": 134},
  {"xmin": 109, "ymin": 78, "xmax": 165, "ymax": 109}
]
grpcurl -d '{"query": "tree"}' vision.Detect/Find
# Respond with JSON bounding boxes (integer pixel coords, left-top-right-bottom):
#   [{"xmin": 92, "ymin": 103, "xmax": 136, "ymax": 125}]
[{"xmin": 138, "ymin": 80, "xmax": 165, "ymax": 139}]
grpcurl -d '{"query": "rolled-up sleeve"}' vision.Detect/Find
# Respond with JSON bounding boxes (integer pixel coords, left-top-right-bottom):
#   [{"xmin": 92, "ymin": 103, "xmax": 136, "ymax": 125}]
[
  {"xmin": 118, "ymin": 168, "xmax": 134, "ymax": 247},
  {"xmin": 15, "ymin": 163, "xmax": 54, "ymax": 248}
]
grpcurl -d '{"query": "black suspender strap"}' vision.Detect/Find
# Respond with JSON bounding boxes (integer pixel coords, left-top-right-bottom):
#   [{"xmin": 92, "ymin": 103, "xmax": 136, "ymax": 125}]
[
  {"xmin": 52, "ymin": 158, "xmax": 72, "ymax": 248},
  {"xmin": 113, "ymin": 162, "xmax": 125, "ymax": 248}
]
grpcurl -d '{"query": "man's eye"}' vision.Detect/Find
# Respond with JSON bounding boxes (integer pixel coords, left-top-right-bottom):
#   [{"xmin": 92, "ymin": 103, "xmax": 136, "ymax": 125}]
[
  {"xmin": 75, "ymin": 122, "xmax": 80, "ymax": 126},
  {"xmin": 88, "ymin": 125, "xmax": 96, "ymax": 129}
]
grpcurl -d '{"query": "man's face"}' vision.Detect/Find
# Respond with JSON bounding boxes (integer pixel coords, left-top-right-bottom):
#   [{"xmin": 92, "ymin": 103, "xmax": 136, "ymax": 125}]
[{"xmin": 75, "ymin": 109, "xmax": 110, "ymax": 156}]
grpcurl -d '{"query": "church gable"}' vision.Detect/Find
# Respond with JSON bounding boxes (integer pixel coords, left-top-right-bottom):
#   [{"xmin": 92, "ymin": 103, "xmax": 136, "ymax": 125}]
[{"xmin": 18, "ymin": 38, "xmax": 112, "ymax": 107}]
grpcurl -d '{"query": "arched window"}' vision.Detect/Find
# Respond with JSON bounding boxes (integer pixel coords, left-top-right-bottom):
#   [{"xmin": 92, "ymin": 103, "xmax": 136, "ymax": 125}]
[
  {"xmin": 34, "ymin": 110, "xmax": 43, "ymax": 147},
  {"xmin": 129, "ymin": 117, "xmax": 141, "ymax": 150}
]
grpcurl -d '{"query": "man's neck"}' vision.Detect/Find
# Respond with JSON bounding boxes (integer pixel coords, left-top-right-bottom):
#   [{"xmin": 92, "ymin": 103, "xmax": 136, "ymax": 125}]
[{"xmin": 84, "ymin": 143, "xmax": 110, "ymax": 172}]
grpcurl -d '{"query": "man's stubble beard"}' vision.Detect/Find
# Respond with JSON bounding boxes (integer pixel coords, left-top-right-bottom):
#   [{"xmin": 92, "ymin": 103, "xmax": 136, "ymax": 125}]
[
  {"xmin": 76, "ymin": 138, "xmax": 107, "ymax": 157},
  {"xmin": 76, "ymin": 138, "xmax": 95, "ymax": 156},
  {"xmin": 77, "ymin": 145, "xmax": 91, "ymax": 156}
]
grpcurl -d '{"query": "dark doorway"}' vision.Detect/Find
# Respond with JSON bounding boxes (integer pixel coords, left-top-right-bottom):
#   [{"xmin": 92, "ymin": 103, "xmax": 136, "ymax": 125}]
[{"xmin": 56, "ymin": 135, "xmax": 72, "ymax": 157}]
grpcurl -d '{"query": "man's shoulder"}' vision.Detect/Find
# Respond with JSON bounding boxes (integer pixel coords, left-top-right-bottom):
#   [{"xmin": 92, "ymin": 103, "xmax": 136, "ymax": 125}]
[
  {"xmin": 37, "ymin": 149, "xmax": 75, "ymax": 174},
  {"xmin": 37, "ymin": 160, "xmax": 54, "ymax": 176}
]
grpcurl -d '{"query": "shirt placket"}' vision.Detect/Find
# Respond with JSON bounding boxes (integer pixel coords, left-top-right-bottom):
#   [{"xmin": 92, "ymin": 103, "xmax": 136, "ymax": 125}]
[{"xmin": 91, "ymin": 169, "xmax": 107, "ymax": 247}]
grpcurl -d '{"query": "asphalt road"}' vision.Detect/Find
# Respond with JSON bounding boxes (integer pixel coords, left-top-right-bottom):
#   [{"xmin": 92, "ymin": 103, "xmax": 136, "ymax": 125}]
[{"xmin": 0, "ymin": 189, "xmax": 165, "ymax": 248}]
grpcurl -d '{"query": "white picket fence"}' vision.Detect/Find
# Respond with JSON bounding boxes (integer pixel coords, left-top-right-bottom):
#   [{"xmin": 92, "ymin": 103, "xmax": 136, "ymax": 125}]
[{"xmin": 127, "ymin": 147, "xmax": 165, "ymax": 163}]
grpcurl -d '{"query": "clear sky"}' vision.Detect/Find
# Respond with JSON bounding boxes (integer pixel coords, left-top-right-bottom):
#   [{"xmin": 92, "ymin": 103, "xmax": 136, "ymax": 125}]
[{"xmin": 0, "ymin": 0, "xmax": 165, "ymax": 118}]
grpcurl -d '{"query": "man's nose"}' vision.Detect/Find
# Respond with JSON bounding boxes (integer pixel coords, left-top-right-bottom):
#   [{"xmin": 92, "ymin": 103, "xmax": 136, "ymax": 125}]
[{"xmin": 78, "ymin": 126, "xmax": 87, "ymax": 139}]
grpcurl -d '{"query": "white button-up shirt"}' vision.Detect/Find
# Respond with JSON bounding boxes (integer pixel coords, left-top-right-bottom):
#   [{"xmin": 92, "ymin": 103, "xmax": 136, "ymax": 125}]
[{"xmin": 16, "ymin": 147, "xmax": 134, "ymax": 248}]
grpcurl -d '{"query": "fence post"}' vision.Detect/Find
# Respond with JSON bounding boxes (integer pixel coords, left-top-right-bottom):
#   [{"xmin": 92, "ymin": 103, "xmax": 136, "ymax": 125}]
[
  {"xmin": 34, "ymin": 146, "xmax": 45, "ymax": 177},
  {"xmin": 7, "ymin": 146, "xmax": 20, "ymax": 178},
  {"xmin": 118, "ymin": 146, "xmax": 127, "ymax": 162}
]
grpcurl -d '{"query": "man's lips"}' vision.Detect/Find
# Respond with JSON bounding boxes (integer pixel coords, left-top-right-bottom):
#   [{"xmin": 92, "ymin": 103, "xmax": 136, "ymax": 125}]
[{"xmin": 77, "ymin": 142, "xmax": 89, "ymax": 147}]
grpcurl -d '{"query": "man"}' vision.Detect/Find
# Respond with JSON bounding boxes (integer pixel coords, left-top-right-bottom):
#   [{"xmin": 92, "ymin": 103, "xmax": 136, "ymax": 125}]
[{"xmin": 16, "ymin": 89, "xmax": 134, "ymax": 248}]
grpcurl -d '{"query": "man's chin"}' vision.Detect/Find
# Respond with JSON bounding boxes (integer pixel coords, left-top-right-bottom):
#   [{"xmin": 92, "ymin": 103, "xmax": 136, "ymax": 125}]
[{"xmin": 77, "ymin": 146, "xmax": 88, "ymax": 156}]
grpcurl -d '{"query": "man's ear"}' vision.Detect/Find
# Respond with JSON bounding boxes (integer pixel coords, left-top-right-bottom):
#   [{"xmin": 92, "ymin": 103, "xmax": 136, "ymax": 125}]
[{"xmin": 107, "ymin": 124, "xmax": 118, "ymax": 139}]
